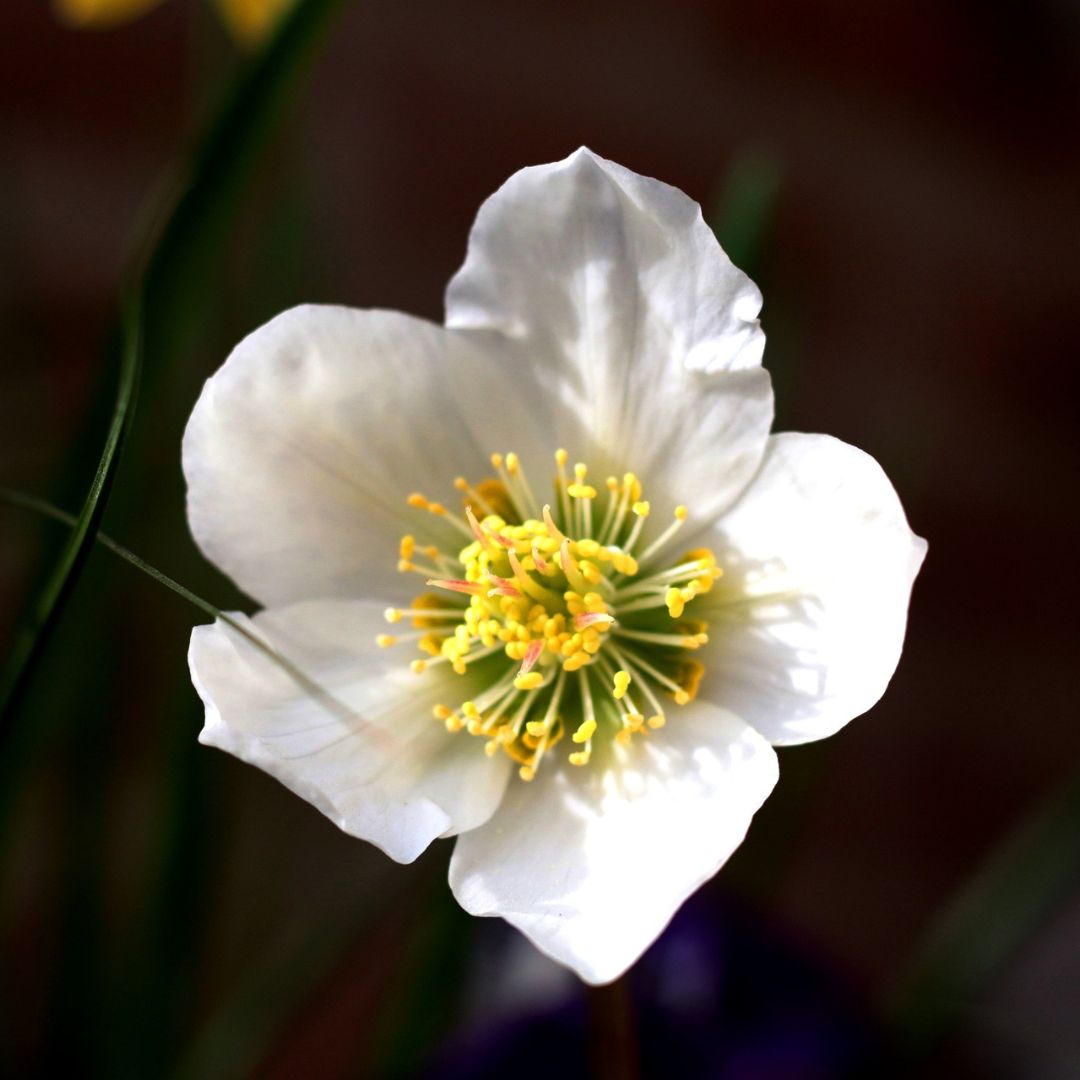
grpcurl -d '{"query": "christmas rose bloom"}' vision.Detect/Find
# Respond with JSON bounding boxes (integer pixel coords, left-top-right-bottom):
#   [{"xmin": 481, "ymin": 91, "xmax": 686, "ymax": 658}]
[{"xmin": 183, "ymin": 148, "xmax": 926, "ymax": 984}]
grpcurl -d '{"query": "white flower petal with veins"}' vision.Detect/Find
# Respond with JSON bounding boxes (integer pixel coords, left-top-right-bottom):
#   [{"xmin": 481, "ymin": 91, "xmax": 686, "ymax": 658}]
[
  {"xmin": 184, "ymin": 307, "xmax": 555, "ymax": 608},
  {"xmin": 446, "ymin": 148, "xmax": 774, "ymax": 523},
  {"xmin": 190, "ymin": 599, "xmax": 513, "ymax": 862},
  {"xmin": 183, "ymin": 147, "xmax": 926, "ymax": 983},
  {"xmin": 449, "ymin": 702, "xmax": 778, "ymax": 984},
  {"xmin": 697, "ymin": 433, "xmax": 928, "ymax": 745}
]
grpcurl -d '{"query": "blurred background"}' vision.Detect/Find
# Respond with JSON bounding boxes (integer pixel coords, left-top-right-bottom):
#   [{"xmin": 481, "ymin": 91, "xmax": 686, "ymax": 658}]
[{"xmin": 2, "ymin": 1, "xmax": 1079, "ymax": 1076}]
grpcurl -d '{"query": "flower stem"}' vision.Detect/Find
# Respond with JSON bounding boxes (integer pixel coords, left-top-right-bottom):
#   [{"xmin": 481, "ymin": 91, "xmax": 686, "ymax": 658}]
[
  {"xmin": 587, "ymin": 976, "xmax": 638, "ymax": 1080},
  {"xmin": 0, "ymin": 487, "xmax": 355, "ymax": 725},
  {"xmin": 0, "ymin": 295, "xmax": 141, "ymax": 729}
]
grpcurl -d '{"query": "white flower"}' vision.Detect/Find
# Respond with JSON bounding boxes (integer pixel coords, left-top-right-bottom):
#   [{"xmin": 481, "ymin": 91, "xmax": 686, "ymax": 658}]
[{"xmin": 183, "ymin": 148, "xmax": 926, "ymax": 985}]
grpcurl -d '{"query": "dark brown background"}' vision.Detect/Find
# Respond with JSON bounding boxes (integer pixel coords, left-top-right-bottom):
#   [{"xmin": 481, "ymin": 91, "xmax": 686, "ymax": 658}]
[{"xmin": 2, "ymin": 1, "xmax": 1079, "ymax": 1076}]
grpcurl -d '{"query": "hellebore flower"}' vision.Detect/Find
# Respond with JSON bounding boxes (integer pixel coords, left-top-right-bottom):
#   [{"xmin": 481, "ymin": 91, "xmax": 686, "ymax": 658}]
[{"xmin": 184, "ymin": 149, "xmax": 926, "ymax": 984}]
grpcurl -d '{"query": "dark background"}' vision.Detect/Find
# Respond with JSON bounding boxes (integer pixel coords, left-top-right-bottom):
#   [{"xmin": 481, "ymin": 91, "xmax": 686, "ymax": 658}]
[{"xmin": 2, "ymin": 1, "xmax": 1079, "ymax": 1077}]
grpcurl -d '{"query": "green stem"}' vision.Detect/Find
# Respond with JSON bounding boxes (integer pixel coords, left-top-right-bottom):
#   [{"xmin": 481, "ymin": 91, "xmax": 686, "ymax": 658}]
[
  {"xmin": 0, "ymin": 0, "xmax": 353, "ymax": 734},
  {"xmin": 0, "ymin": 487, "xmax": 355, "ymax": 724},
  {"xmin": 0, "ymin": 296, "xmax": 141, "ymax": 727}
]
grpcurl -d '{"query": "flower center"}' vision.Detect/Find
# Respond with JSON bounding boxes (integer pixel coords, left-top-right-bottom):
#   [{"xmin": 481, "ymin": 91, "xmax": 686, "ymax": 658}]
[{"xmin": 378, "ymin": 451, "xmax": 719, "ymax": 780}]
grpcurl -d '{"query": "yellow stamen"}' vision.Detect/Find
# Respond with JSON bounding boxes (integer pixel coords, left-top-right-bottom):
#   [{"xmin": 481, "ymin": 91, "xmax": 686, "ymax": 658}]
[
  {"xmin": 612, "ymin": 669, "xmax": 631, "ymax": 700},
  {"xmin": 572, "ymin": 717, "xmax": 597, "ymax": 744},
  {"xmin": 394, "ymin": 453, "xmax": 716, "ymax": 779}
]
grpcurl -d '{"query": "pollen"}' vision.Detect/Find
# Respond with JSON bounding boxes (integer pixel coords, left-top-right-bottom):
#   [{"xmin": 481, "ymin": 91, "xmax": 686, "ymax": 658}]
[
  {"xmin": 379, "ymin": 450, "xmax": 719, "ymax": 779},
  {"xmin": 514, "ymin": 672, "xmax": 545, "ymax": 691}
]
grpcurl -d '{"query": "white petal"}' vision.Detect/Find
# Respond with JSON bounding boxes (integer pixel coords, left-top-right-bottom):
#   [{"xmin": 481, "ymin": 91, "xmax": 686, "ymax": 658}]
[
  {"xmin": 700, "ymin": 433, "xmax": 927, "ymax": 745},
  {"xmin": 183, "ymin": 305, "xmax": 510, "ymax": 607},
  {"xmin": 445, "ymin": 148, "xmax": 774, "ymax": 521},
  {"xmin": 189, "ymin": 599, "xmax": 512, "ymax": 863},
  {"xmin": 448, "ymin": 703, "xmax": 778, "ymax": 984}
]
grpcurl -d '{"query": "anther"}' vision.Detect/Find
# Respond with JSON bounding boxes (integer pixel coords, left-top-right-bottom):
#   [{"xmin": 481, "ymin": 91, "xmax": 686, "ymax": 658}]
[
  {"xmin": 665, "ymin": 586, "xmax": 686, "ymax": 619},
  {"xmin": 572, "ymin": 717, "xmax": 597, "ymax": 744}
]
